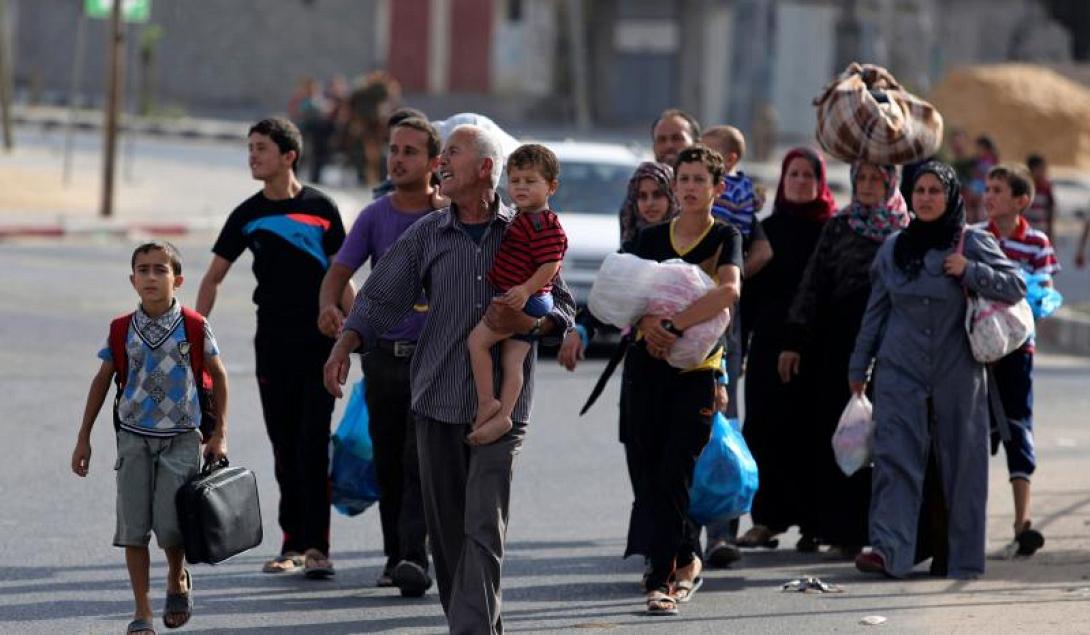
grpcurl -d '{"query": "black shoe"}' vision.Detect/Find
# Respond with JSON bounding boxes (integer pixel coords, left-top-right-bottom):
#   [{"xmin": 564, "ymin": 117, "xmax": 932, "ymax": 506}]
[
  {"xmin": 1015, "ymin": 526, "xmax": 1045, "ymax": 556},
  {"xmin": 393, "ymin": 560, "xmax": 432, "ymax": 598},
  {"xmin": 796, "ymin": 535, "xmax": 820, "ymax": 553},
  {"xmin": 706, "ymin": 540, "xmax": 742, "ymax": 568}
]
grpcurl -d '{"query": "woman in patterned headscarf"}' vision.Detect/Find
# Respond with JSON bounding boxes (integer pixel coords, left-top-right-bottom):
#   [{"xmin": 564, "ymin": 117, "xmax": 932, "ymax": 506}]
[
  {"xmin": 850, "ymin": 161, "xmax": 1025, "ymax": 578},
  {"xmin": 737, "ymin": 147, "xmax": 839, "ymax": 552},
  {"xmin": 775, "ymin": 161, "xmax": 911, "ymax": 558},
  {"xmin": 619, "ymin": 161, "xmax": 680, "ymax": 246}
]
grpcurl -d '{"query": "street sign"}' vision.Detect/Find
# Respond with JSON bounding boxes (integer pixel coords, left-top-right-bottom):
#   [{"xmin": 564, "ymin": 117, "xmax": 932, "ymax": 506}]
[{"xmin": 84, "ymin": 0, "xmax": 150, "ymax": 23}]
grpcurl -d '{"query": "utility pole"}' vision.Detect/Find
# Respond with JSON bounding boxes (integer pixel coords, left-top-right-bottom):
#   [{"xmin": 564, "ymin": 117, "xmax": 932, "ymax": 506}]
[
  {"xmin": 0, "ymin": 0, "xmax": 14, "ymax": 151},
  {"xmin": 100, "ymin": 0, "xmax": 124, "ymax": 217}
]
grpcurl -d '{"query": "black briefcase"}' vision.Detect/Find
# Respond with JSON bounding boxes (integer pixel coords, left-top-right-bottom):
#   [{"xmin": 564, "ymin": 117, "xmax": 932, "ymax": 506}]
[{"xmin": 176, "ymin": 458, "xmax": 263, "ymax": 565}]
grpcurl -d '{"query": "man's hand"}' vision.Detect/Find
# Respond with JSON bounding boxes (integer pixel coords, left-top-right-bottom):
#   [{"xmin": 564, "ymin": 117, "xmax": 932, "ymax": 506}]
[
  {"xmin": 944, "ymin": 252, "xmax": 968, "ymax": 277},
  {"xmin": 849, "ymin": 380, "xmax": 866, "ymax": 396},
  {"xmin": 71, "ymin": 438, "xmax": 91, "ymax": 477},
  {"xmin": 501, "ymin": 285, "xmax": 531, "ymax": 310},
  {"xmin": 317, "ymin": 304, "xmax": 346, "ymax": 338},
  {"xmin": 484, "ymin": 299, "xmax": 532, "ymax": 335},
  {"xmin": 714, "ymin": 383, "xmax": 729, "ymax": 412},
  {"xmin": 558, "ymin": 330, "xmax": 585, "ymax": 371},
  {"xmin": 777, "ymin": 351, "xmax": 801, "ymax": 383},
  {"xmin": 203, "ymin": 433, "xmax": 228, "ymax": 463},
  {"xmin": 637, "ymin": 315, "xmax": 677, "ymax": 360},
  {"xmin": 323, "ymin": 333, "xmax": 359, "ymax": 398}
]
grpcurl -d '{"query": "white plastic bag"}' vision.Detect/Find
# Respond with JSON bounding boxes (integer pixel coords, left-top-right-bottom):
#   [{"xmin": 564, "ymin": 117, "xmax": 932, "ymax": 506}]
[
  {"xmin": 965, "ymin": 296, "xmax": 1034, "ymax": 363},
  {"xmin": 832, "ymin": 394, "xmax": 874, "ymax": 476},
  {"xmin": 587, "ymin": 253, "xmax": 658, "ymax": 328},
  {"xmin": 646, "ymin": 260, "xmax": 730, "ymax": 369}
]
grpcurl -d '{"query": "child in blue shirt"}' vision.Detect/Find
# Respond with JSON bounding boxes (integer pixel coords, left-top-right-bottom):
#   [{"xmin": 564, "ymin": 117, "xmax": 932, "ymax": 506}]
[{"xmin": 71, "ymin": 242, "xmax": 228, "ymax": 634}]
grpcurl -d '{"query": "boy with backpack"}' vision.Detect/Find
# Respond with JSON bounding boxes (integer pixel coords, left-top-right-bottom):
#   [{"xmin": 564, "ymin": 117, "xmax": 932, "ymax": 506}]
[
  {"xmin": 71, "ymin": 241, "xmax": 228, "ymax": 634},
  {"xmin": 979, "ymin": 163, "xmax": 1059, "ymax": 558}
]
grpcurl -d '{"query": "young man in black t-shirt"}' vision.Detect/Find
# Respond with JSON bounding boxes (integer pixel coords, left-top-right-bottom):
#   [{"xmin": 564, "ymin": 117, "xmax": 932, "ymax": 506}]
[
  {"xmin": 628, "ymin": 144, "xmax": 742, "ymax": 615},
  {"xmin": 196, "ymin": 117, "xmax": 349, "ymax": 578}
]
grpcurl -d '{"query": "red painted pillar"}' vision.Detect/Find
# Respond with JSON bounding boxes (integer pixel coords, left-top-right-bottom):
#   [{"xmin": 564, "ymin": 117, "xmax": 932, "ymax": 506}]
[
  {"xmin": 448, "ymin": 0, "xmax": 493, "ymax": 92},
  {"xmin": 388, "ymin": 0, "xmax": 430, "ymax": 92}
]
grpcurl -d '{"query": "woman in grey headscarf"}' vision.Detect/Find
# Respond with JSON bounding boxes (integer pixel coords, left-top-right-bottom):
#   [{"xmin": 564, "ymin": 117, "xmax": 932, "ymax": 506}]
[{"xmin": 850, "ymin": 161, "xmax": 1025, "ymax": 578}]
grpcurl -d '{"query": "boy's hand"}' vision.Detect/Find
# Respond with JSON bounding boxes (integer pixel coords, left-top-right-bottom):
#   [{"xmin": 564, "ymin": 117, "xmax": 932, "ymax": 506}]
[
  {"xmin": 72, "ymin": 439, "xmax": 91, "ymax": 477},
  {"xmin": 203, "ymin": 433, "xmax": 228, "ymax": 463},
  {"xmin": 944, "ymin": 252, "xmax": 968, "ymax": 277},
  {"xmin": 714, "ymin": 383, "xmax": 729, "ymax": 412},
  {"xmin": 501, "ymin": 286, "xmax": 531, "ymax": 309}
]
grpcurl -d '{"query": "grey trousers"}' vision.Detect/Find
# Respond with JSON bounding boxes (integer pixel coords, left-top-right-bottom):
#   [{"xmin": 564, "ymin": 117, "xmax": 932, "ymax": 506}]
[{"xmin": 416, "ymin": 414, "xmax": 526, "ymax": 635}]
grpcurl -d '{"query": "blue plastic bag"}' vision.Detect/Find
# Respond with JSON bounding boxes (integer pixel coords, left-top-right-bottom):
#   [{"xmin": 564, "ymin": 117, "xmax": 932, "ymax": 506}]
[
  {"xmin": 1025, "ymin": 272, "xmax": 1063, "ymax": 319},
  {"xmin": 330, "ymin": 379, "xmax": 380, "ymax": 516},
  {"xmin": 688, "ymin": 414, "xmax": 759, "ymax": 525}
]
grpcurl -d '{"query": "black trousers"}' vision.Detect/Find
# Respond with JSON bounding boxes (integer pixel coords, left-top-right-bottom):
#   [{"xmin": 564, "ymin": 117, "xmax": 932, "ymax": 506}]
[
  {"xmin": 361, "ymin": 348, "xmax": 428, "ymax": 572},
  {"xmin": 255, "ymin": 330, "xmax": 335, "ymax": 556},
  {"xmin": 624, "ymin": 345, "xmax": 714, "ymax": 591}
]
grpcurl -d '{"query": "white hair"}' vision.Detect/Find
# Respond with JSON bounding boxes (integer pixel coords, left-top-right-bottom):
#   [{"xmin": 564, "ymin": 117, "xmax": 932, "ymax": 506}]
[{"xmin": 451, "ymin": 124, "xmax": 504, "ymax": 189}]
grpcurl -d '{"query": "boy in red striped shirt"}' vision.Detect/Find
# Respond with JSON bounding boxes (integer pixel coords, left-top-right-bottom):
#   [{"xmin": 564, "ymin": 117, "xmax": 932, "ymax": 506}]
[
  {"xmin": 467, "ymin": 144, "xmax": 568, "ymax": 445},
  {"xmin": 979, "ymin": 163, "xmax": 1059, "ymax": 558}
]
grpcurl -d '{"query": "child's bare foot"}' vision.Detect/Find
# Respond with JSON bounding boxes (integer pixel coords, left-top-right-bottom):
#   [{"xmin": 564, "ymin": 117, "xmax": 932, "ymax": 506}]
[
  {"xmin": 474, "ymin": 398, "xmax": 501, "ymax": 429},
  {"xmin": 467, "ymin": 414, "xmax": 513, "ymax": 446}
]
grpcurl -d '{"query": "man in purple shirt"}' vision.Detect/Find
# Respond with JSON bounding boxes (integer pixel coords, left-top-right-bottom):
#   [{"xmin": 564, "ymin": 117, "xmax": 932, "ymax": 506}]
[{"xmin": 317, "ymin": 117, "xmax": 444, "ymax": 597}]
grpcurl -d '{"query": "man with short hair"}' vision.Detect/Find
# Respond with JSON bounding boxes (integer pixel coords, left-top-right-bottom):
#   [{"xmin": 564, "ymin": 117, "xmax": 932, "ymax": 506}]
[
  {"xmin": 651, "ymin": 108, "xmax": 701, "ymax": 165},
  {"xmin": 324, "ymin": 125, "xmax": 575, "ymax": 634},
  {"xmin": 317, "ymin": 116, "xmax": 442, "ymax": 596},
  {"xmin": 197, "ymin": 117, "xmax": 349, "ymax": 577}
]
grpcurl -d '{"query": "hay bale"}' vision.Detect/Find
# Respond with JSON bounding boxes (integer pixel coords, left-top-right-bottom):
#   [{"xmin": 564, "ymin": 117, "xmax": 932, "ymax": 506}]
[{"xmin": 929, "ymin": 64, "xmax": 1090, "ymax": 168}]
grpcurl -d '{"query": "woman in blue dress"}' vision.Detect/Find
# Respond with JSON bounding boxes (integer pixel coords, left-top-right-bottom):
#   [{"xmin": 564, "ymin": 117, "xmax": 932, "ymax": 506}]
[{"xmin": 850, "ymin": 161, "xmax": 1025, "ymax": 579}]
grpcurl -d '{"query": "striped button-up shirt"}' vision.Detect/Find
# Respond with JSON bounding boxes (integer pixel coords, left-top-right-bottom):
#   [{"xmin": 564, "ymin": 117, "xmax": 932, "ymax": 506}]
[{"xmin": 344, "ymin": 197, "xmax": 576, "ymax": 424}]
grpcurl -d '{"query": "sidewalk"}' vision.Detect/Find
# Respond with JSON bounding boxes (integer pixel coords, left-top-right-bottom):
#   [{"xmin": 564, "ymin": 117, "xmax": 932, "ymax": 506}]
[{"xmin": 0, "ymin": 122, "xmax": 370, "ymax": 239}]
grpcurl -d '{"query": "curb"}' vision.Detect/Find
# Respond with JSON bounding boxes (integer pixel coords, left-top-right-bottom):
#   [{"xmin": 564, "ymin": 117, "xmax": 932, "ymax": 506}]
[
  {"xmin": 1037, "ymin": 307, "xmax": 1090, "ymax": 357},
  {"xmin": 0, "ymin": 216, "xmax": 223, "ymax": 240},
  {"xmin": 12, "ymin": 105, "xmax": 245, "ymax": 143}
]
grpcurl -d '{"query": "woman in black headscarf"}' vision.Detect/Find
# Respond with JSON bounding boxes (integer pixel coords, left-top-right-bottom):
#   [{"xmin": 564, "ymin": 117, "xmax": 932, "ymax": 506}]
[{"xmin": 849, "ymin": 161, "xmax": 1025, "ymax": 578}]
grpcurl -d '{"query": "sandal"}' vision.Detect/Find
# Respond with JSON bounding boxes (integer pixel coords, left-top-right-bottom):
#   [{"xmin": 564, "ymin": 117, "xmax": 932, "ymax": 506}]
[
  {"xmin": 262, "ymin": 551, "xmax": 304, "ymax": 573},
  {"xmin": 127, "ymin": 618, "xmax": 156, "ymax": 634},
  {"xmin": 1015, "ymin": 521, "xmax": 1045, "ymax": 556},
  {"xmin": 673, "ymin": 576, "xmax": 704, "ymax": 603},
  {"xmin": 645, "ymin": 589, "xmax": 678, "ymax": 616},
  {"xmin": 304, "ymin": 549, "xmax": 336, "ymax": 579},
  {"xmin": 162, "ymin": 569, "xmax": 192, "ymax": 629},
  {"xmin": 673, "ymin": 558, "xmax": 703, "ymax": 603},
  {"xmin": 737, "ymin": 525, "xmax": 779, "ymax": 549}
]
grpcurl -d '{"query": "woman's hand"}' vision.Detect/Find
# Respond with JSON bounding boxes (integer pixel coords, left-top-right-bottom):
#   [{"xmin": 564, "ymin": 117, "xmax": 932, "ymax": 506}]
[
  {"xmin": 944, "ymin": 252, "xmax": 969, "ymax": 277},
  {"xmin": 777, "ymin": 351, "xmax": 801, "ymax": 383},
  {"xmin": 557, "ymin": 330, "xmax": 585, "ymax": 371},
  {"xmin": 849, "ymin": 380, "xmax": 866, "ymax": 396}
]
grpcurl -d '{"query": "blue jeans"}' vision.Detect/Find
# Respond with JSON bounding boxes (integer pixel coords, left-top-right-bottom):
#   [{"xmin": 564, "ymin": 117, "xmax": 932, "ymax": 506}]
[{"xmin": 991, "ymin": 349, "xmax": 1035, "ymax": 481}]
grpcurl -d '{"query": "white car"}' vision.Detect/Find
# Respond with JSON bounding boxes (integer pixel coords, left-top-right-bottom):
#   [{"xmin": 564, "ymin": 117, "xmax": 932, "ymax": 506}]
[{"xmin": 509, "ymin": 140, "xmax": 647, "ymax": 307}]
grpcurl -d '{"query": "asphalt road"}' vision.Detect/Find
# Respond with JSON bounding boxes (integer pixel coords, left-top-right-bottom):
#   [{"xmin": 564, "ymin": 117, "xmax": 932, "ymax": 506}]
[{"xmin": 2, "ymin": 237, "xmax": 1089, "ymax": 634}]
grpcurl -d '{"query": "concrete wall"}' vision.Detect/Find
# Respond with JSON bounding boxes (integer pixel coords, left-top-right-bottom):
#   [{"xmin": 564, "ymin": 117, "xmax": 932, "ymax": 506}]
[{"xmin": 14, "ymin": 0, "xmax": 381, "ymax": 118}]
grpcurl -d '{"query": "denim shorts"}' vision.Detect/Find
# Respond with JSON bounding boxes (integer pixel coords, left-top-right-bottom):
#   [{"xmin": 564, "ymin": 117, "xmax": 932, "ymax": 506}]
[
  {"xmin": 113, "ymin": 429, "xmax": 201, "ymax": 548},
  {"xmin": 510, "ymin": 293, "xmax": 554, "ymax": 343},
  {"xmin": 990, "ymin": 350, "xmax": 1035, "ymax": 481}
]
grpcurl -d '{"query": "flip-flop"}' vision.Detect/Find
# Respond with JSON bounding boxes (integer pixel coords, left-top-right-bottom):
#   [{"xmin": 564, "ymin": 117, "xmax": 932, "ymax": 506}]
[
  {"xmin": 304, "ymin": 549, "xmax": 336, "ymax": 579},
  {"xmin": 645, "ymin": 590, "xmax": 678, "ymax": 616},
  {"xmin": 262, "ymin": 552, "xmax": 304, "ymax": 573},
  {"xmin": 737, "ymin": 526, "xmax": 780, "ymax": 549},
  {"xmin": 127, "ymin": 618, "xmax": 156, "ymax": 634},
  {"xmin": 162, "ymin": 569, "xmax": 192, "ymax": 629},
  {"xmin": 673, "ymin": 576, "xmax": 703, "ymax": 603}
]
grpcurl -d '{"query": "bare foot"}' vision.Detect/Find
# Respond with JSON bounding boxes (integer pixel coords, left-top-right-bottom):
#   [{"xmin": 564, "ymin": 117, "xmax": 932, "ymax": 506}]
[
  {"xmin": 467, "ymin": 414, "xmax": 512, "ymax": 446},
  {"xmin": 474, "ymin": 398, "xmax": 502, "ymax": 429}
]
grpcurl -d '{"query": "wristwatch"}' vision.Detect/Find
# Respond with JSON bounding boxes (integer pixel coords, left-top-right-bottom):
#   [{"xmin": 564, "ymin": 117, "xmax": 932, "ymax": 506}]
[
  {"xmin": 529, "ymin": 316, "xmax": 546, "ymax": 336},
  {"xmin": 661, "ymin": 319, "xmax": 685, "ymax": 337}
]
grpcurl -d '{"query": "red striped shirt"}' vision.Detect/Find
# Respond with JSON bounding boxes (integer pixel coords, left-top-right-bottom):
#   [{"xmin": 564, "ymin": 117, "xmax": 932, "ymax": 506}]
[
  {"xmin": 488, "ymin": 209, "xmax": 567, "ymax": 293},
  {"xmin": 978, "ymin": 217, "xmax": 1059, "ymax": 277}
]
